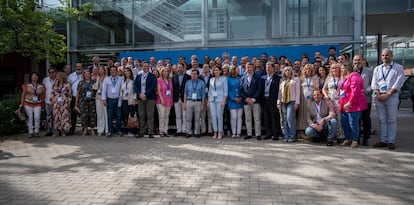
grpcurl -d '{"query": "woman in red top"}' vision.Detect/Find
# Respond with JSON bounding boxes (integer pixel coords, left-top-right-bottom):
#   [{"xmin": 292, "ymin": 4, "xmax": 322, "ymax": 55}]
[
  {"xmin": 20, "ymin": 72, "xmax": 45, "ymax": 138},
  {"xmin": 339, "ymin": 63, "xmax": 367, "ymax": 148}
]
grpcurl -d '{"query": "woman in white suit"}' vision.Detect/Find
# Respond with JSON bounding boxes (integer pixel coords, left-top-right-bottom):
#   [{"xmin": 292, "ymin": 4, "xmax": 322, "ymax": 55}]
[{"xmin": 208, "ymin": 67, "xmax": 228, "ymax": 139}]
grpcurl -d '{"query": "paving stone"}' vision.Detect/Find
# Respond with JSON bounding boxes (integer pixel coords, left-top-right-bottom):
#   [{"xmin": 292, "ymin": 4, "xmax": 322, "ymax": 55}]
[{"xmin": 0, "ymin": 109, "xmax": 413, "ymax": 205}]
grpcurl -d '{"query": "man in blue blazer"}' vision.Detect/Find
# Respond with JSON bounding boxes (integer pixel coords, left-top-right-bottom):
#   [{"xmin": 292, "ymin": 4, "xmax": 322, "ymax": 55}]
[
  {"xmin": 133, "ymin": 62, "xmax": 157, "ymax": 138},
  {"xmin": 240, "ymin": 62, "xmax": 262, "ymax": 140}
]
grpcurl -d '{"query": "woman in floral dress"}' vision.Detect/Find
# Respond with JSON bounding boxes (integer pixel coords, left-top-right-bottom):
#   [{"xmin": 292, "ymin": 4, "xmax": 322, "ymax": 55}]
[{"xmin": 51, "ymin": 72, "xmax": 72, "ymax": 137}]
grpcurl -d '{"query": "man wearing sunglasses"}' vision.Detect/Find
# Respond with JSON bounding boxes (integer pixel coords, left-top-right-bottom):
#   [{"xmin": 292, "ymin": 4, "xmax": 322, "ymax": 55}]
[{"xmin": 42, "ymin": 67, "xmax": 57, "ymax": 136}]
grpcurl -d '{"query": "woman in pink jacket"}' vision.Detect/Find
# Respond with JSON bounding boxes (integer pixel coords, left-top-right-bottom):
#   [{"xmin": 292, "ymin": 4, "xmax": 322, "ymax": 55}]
[{"xmin": 339, "ymin": 63, "xmax": 367, "ymax": 148}]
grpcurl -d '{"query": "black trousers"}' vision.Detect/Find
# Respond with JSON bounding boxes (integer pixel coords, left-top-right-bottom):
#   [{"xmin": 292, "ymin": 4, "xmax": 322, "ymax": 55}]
[
  {"xmin": 70, "ymin": 96, "xmax": 78, "ymax": 132},
  {"xmin": 360, "ymin": 103, "xmax": 371, "ymax": 143},
  {"xmin": 262, "ymin": 98, "xmax": 282, "ymax": 138}
]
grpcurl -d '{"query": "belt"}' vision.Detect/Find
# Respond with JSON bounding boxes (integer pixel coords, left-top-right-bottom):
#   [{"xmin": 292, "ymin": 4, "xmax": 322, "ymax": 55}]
[
  {"xmin": 189, "ymin": 99, "xmax": 202, "ymax": 101},
  {"xmin": 107, "ymin": 97, "xmax": 118, "ymax": 100}
]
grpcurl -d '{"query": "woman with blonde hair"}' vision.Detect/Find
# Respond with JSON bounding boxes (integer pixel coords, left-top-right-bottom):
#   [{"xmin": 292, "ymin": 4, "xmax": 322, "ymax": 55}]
[
  {"xmin": 323, "ymin": 63, "xmax": 343, "ymax": 140},
  {"xmin": 156, "ymin": 67, "xmax": 174, "ymax": 137},
  {"xmin": 93, "ymin": 66, "xmax": 108, "ymax": 136},
  {"xmin": 297, "ymin": 64, "xmax": 319, "ymax": 138},
  {"xmin": 277, "ymin": 66, "xmax": 301, "ymax": 142},
  {"xmin": 51, "ymin": 72, "xmax": 72, "ymax": 137},
  {"xmin": 339, "ymin": 63, "xmax": 367, "ymax": 148},
  {"xmin": 227, "ymin": 65, "xmax": 244, "ymax": 138}
]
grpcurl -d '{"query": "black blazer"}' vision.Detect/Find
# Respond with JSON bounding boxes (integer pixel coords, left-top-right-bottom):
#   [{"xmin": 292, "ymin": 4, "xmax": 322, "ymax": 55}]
[
  {"xmin": 173, "ymin": 73, "xmax": 191, "ymax": 102},
  {"xmin": 260, "ymin": 74, "xmax": 281, "ymax": 104},
  {"xmin": 239, "ymin": 72, "xmax": 262, "ymax": 103}
]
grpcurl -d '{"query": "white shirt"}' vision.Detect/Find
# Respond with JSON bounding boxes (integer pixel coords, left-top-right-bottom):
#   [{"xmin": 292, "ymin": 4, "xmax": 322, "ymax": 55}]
[
  {"xmin": 101, "ymin": 76, "xmax": 123, "ymax": 100},
  {"xmin": 42, "ymin": 76, "xmax": 56, "ymax": 104},
  {"xmin": 68, "ymin": 72, "xmax": 83, "ymax": 97},
  {"xmin": 371, "ymin": 62, "xmax": 405, "ymax": 95}
]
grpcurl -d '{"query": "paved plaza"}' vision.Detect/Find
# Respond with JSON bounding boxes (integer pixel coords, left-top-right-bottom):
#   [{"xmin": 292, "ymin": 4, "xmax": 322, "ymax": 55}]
[{"xmin": 0, "ymin": 108, "xmax": 413, "ymax": 205}]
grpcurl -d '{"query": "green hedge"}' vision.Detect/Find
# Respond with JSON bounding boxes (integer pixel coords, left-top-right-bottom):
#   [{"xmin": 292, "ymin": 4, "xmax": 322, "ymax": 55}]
[{"xmin": 0, "ymin": 93, "xmax": 27, "ymax": 136}]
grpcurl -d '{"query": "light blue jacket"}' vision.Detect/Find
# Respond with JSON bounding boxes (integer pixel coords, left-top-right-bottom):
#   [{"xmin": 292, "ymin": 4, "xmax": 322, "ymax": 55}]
[{"xmin": 208, "ymin": 76, "xmax": 228, "ymax": 103}]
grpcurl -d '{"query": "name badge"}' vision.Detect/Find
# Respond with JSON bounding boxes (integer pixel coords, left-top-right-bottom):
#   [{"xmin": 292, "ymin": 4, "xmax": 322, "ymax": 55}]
[
  {"xmin": 332, "ymin": 92, "xmax": 339, "ymax": 100},
  {"xmin": 166, "ymin": 90, "xmax": 171, "ymax": 97},
  {"xmin": 57, "ymin": 96, "xmax": 63, "ymax": 104},
  {"xmin": 111, "ymin": 88, "xmax": 116, "ymax": 94},
  {"xmin": 125, "ymin": 92, "xmax": 129, "ymax": 97},
  {"xmin": 306, "ymin": 95, "xmax": 311, "ymax": 100},
  {"xmin": 97, "ymin": 90, "xmax": 101, "ymax": 95},
  {"xmin": 192, "ymin": 93, "xmax": 197, "ymax": 100},
  {"xmin": 340, "ymin": 89, "xmax": 345, "ymax": 98},
  {"xmin": 380, "ymin": 84, "xmax": 388, "ymax": 93},
  {"xmin": 264, "ymin": 90, "xmax": 269, "ymax": 97},
  {"xmin": 205, "ymin": 87, "xmax": 208, "ymax": 93},
  {"xmin": 32, "ymin": 95, "xmax": 39, "ymax": 102},
  {"xmin": 212, "ymin": 91, "xmax": 218, "ymax": 97},
  {"xmin": 86, "ymin": 91, "xmax": 92, "ymax": 98}
]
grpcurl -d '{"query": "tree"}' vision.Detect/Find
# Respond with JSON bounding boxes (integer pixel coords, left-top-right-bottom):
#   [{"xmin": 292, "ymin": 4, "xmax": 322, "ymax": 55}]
[{"xmin": 0, "ymin": 0, "xmax": 92, "ymax": 64}]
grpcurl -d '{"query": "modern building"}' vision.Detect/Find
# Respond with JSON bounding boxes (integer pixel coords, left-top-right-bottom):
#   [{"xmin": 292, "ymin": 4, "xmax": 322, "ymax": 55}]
[
  {"xmin": 66, "ymin": 0, "xmax": 367, "ymax": 64},
  {"xmin": 58, "ymin": 0, "xmax": 410, "ymax": 68}
]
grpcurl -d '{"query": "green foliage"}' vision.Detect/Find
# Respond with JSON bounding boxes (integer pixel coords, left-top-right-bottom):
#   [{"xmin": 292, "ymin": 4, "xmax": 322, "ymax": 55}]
[
  {"xmin": 0, "ymin": 93, "xmax": 26, "ymax": 135},
  {"xmin": 0, "ymin": 0, "xmax": 92, "ymax": 64}
]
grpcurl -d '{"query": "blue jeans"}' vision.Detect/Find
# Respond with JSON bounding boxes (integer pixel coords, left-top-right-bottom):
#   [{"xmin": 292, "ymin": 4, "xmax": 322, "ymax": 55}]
[
  {"xmin": 107, "ymin": 98, "xmax": 121, "ymax": 134},
  {"xmin": 341, "ymin": 111, "xmax": 361, "ymax": 142},
  {"xmin": 375, "ymin": 94, "xmax": 399, "ymax": 143},
  {"xmin": 282, "ymin": 101, "xmax": 296, "ymax": 140},
  {"xmin": 305, "ymin": 118, "xmax": 338, "ymax": 142}
]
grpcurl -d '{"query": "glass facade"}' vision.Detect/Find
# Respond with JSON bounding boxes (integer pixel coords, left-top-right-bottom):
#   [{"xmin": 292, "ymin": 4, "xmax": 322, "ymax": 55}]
[{"xmin": 67, "ymin": 0, "xmax": 366, "ymax": 63}]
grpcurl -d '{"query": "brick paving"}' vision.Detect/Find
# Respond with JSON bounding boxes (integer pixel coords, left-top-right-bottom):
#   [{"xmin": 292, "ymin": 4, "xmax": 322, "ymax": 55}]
[{"xmin": 0, "ymin": 108, "xmax": 413, "ymax": 205}]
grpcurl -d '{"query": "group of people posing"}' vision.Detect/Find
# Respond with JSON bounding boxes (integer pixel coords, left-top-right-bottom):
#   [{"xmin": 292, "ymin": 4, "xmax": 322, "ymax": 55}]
[{"xmin": 20, "ymin": 48, "xmax": 405, "ymax": 149}]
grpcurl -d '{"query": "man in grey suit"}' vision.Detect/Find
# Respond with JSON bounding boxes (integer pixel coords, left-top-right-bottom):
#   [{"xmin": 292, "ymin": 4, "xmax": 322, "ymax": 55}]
[
  {"xmin": 353, "ymin": 54, "xmax": 373, "ymax": 146},
  {"xmin": 304, "ymin": 89, "xmax": 338, "ymax": 146}
]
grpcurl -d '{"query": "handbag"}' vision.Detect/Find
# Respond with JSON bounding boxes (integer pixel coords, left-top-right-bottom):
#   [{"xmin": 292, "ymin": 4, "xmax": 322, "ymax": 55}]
[
  {"xmin": 15, "ymin": 106, "xmax": 27, "ymax": 122},
  {"xmin": 127, "ymin": 113, "xmax": 139, "ymax": 129}
]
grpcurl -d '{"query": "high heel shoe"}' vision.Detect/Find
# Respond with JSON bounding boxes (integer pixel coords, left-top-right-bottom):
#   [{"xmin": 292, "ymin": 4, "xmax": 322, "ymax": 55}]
[
  {"xmin": 218, "ymin": 132, "xmax": 223, "ymax": 139},
  {"xmin": 212, "ymin": 132, "xmax": 217, "ymax": 139}
]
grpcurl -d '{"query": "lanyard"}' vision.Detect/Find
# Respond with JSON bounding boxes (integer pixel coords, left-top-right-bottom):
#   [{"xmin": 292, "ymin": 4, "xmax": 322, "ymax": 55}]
[
  {"xmin": 85, "ymin": 81, "xmax": 91, "ymax": 91},
  {"xmin": 333, "ymin": 77, "xmax": 339, "ymax": 90},
  {"xmin": 164, "ymin": 79, "xmax": 170, "ymax": 90},
  {"xmin": 112, "ymin": 77, "xmax": 118, "ymax": 87},
  {"xmin": 58, "ymin": 85, "xmax": 62, "ymax": 95},
  {"xmin": 125, "ymin": 80, "xmax": 129, "ymax": 90},
  {"xmin": 358, "ymin": 67, "xmax": 363, "ymax": 75},
  {"xmin": 141, "ymin": 74, "xmax": 147, "ymax": 85},
  {"xmin": 382, "ymin": 64, "xmax": 393, "ymax": 81},
  {"xmin": 266, "ymin": 75, "xmax": 272, "ymax": 89},
  {"xmin": 341, "ymin": 78, "xmax": 348, "ymax": 90},
  {"xmin": 212, "ymin": 78, "xmax": 218, "ymax": 91},
  {"xmin": 32, "ymin": 83, "xmax": 38, "ymax": 95},
  {"xmin": 192, "ymin": 81, "xmax": 198, "ymax": 92},
  {"xmin": 306, "ymin": 77, "xmax": 311, "ymax": 88}
]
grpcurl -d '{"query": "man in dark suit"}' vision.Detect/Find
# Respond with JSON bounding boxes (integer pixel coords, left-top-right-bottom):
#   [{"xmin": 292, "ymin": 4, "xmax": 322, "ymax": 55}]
[
  {"xmin": 261, "ymin": 62, "xmax": 282, "ymax": 140},
  {"xmin": 133, "ymin": 62, "xmax": 157, "ymax": 138},
  {"xmin": 240, "ymin": 62, "xmax": 262, "ymax": 140},
  {"xmin": 173, "ymin": 63, "xmax": 191, "ymax": 136}
]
